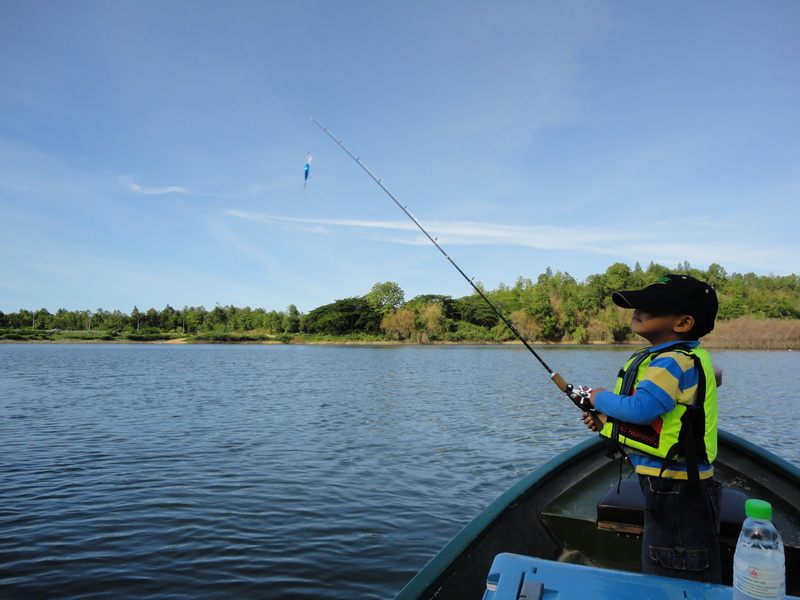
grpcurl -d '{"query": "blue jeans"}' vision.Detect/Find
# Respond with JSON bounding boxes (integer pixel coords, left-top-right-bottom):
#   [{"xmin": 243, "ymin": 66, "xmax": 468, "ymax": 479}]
[{"xmin": 639, "ymin": 475, "xmax": 723, "ymax": 583}]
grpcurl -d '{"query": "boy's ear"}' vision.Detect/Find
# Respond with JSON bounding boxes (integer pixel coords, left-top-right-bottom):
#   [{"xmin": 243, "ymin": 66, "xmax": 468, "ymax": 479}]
[{"xmin": 674, "ymin": 314, "xmax": 695, "ymax": 334}]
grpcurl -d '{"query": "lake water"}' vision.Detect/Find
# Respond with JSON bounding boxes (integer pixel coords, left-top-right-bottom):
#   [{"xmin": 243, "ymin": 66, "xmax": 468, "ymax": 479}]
[{"xmin": 1, "ymin": 344, "xmax": 798, "ymax": 599}]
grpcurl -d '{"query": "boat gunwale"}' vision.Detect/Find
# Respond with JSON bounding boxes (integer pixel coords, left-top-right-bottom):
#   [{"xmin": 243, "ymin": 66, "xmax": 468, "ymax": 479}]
[{"xmin": 717, "ymin": 429, "xmax": 800, "ymax": 483}]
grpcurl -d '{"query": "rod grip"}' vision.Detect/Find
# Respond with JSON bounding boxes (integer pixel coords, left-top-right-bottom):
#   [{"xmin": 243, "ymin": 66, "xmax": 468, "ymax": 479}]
[{"xmin": 550, "ymin": 372, "xmax": 569, "ymax": 392}]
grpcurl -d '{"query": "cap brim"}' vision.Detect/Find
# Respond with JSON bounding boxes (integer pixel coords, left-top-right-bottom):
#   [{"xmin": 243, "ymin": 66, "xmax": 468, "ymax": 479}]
[{"xmin": 612, "ymin": 289, "xmax": 682, "ymax": 314}]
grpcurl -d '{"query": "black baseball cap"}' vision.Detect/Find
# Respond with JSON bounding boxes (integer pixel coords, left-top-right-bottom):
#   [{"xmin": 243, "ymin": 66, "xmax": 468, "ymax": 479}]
[{"xmin": 612, "ymin": 274, "xmax": 718, "ymax": 338}]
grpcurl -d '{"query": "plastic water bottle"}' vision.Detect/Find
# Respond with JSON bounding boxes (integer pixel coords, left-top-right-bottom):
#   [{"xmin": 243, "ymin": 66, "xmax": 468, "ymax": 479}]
[{"xmin": 733, "ymin": 499, "xmax": 785, "ymax": 600}]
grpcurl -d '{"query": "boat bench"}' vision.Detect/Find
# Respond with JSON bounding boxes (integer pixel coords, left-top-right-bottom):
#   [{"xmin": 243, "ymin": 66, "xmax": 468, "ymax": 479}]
[{"xmin": 596, "ymin": 478, "xmax": 748, "ymax": 538}]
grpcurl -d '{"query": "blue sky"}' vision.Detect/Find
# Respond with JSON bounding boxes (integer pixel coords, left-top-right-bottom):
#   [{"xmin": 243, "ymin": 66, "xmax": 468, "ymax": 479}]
[{"xmin": 1, "ymin": 1, "xmax": 798, "ymax": 315}]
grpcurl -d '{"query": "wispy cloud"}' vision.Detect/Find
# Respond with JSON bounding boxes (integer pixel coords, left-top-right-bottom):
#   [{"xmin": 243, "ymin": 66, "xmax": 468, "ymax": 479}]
[
  {"xmin": 227, "ymin": 210, "xmax": 646, "ymax": 249},
  {"xmin": 119, "ymin": 176, "xmax": 188, "ymax": 195},
  {"xmin": 227, "ymin": 210, "xmax": 795, "ymax": 275}
]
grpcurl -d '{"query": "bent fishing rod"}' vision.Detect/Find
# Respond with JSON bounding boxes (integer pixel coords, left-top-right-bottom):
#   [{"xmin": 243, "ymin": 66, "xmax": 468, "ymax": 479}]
[{"xmin": 311, "ymin": 117, "xmax": 601, "ymax": 426}]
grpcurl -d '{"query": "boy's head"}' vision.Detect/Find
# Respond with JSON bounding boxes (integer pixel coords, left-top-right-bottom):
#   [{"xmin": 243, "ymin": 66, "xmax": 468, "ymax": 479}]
[{"xmin": 611, "ymin": 274, "xmax": 718, "ymax": 339}]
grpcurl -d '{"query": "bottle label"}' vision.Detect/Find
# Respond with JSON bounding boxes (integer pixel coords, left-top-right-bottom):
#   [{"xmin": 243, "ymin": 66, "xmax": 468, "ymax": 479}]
[{"xmin": 733, "ymin": 558, "xmax": 785, "ymax": 599}]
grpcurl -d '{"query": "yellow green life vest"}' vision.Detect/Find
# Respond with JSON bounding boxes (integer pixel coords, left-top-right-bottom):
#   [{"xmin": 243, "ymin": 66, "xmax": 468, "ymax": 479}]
[{"xmin": 599, "ymin": 344, "xmax": 718, "ymax": 466}]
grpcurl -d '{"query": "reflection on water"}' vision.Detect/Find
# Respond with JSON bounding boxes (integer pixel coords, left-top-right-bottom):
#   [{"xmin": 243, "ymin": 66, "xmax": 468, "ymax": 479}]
[{"xmin": 0, "ymin": 344, "xmax": 796, "ymax": 599}]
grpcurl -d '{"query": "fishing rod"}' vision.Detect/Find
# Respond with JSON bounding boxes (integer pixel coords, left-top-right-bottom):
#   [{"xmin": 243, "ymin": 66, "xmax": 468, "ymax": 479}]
[{"xmin": 311, "ymin": 117, "xmax": 601, "ymax": 425}]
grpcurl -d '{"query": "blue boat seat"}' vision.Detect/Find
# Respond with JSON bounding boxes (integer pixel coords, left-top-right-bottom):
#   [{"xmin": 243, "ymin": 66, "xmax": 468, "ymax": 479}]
[{"xmin": 596, "ymin": 478, "xmax": 748, "ymax": 538}]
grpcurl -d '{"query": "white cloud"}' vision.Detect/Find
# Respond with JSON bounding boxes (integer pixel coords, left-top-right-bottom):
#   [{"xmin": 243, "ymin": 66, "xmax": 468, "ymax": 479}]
[
  {"xmin": 119, "ymin": 176, "xmax": 188, "ymax": 195},
  {"xmin": 226, "ymin": 210, "xmax": 797, "ymax": 276},
  {"xmin": 227, "ymin": 210, "xmax": 646, "ymax": 248}
]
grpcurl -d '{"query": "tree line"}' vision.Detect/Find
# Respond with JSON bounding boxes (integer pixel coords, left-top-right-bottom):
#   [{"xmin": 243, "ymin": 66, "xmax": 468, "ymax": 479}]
[
  {"xmin": 2, "ymin": 262, "xmax": 799, "ymax": 344},
  {"xmin": 0, "ymin": 304, "xmax": 302, "ymax": 339}
]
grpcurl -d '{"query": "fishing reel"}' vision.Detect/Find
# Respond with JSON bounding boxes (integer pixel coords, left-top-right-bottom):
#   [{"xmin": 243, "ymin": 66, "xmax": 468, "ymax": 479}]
[
  {"xmin": 567, "ymin": 384, "xmax": 593, "ymax": 412},
  {"xmin": 564, "ymin": 383, "xmax": 605, "ymax": 432},
  {"xmin": 550, "ymin": 373, "xmax": 594, "ymax": 413},
  {"xmin": 556, "ymin": 377, "xmax": 603, "ymax": 429}
]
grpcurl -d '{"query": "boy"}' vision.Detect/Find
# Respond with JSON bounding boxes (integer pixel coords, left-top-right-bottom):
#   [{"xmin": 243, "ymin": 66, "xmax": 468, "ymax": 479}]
[{"xmin": 582, "ymin": 274, "xmax": 722, "ymax": 583}]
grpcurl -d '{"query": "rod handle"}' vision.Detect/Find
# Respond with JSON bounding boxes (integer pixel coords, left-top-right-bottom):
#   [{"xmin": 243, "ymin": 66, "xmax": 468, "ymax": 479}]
[{"xmin": 550, "ymin": 372, "xmax": 569, "ymax": 392}]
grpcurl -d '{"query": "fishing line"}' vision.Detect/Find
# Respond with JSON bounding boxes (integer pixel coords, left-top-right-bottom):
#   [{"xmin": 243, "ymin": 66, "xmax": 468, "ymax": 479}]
[{"xmin": 311, "ymin": 117, "xmax": 599, "ymax": 422}]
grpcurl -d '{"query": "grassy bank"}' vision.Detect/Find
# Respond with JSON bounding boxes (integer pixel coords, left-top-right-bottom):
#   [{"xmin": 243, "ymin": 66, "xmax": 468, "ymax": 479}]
[{"xmin": 703, "ymin": 317, "xmax": 800, "ymax": 349}]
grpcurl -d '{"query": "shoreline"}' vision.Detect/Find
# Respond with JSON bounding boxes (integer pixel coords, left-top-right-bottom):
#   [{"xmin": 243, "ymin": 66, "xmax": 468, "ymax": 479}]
[
  {"xmin": 1, "ymin": 338, "xmax": 795, "ymax": 350},
  {"xmin": 0, "ymin": 338, "xmax": 611, "ymax": 346}
]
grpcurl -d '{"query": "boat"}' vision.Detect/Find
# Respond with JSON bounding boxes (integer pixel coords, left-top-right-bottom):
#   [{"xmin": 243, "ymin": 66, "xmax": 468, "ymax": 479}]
[{"xmin": 394, "ymin": 429, "xmax": 800, "ymax": 600}]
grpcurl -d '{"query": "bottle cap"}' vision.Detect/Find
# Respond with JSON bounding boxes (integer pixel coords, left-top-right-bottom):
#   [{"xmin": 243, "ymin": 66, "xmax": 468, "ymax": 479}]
[{"xmin": 744, "ymin": 499, "xmax": 773, "ymax": 520}]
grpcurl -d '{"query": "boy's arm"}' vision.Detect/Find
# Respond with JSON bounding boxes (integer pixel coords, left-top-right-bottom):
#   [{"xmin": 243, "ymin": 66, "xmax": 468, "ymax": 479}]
[
  {"xmin": 593, "ymin": 388, "xmax": 670, "ymax": 424},
  {"xmin": 591, "ymin": 352, "xmax": 687, "ymax": 425}
]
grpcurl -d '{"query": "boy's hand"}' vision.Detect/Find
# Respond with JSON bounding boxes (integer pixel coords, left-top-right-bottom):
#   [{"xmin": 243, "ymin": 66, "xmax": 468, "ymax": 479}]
[
  {"xmin": 589, "ymin": 387, "xmax": 605, "ymax": 404},
  {"xmin": 582, "ymin": 410, "xmax": 607, "ymax": 432},
  {"xmin": 582, "ymin": 387, "xmax": 607, "ymax": 432}
]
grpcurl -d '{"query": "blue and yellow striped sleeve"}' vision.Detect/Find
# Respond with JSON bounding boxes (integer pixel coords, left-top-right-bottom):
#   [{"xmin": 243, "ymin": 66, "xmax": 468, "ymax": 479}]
[{"xmin": 593, "ymin": 350, "xmax": 700, "ymax": 424}]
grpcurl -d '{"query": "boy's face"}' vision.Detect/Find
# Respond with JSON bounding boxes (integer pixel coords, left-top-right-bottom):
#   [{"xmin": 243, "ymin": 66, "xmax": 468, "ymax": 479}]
[{"xmin": 631, "ymin": 309, "xmax": 695, "ymax": 346}]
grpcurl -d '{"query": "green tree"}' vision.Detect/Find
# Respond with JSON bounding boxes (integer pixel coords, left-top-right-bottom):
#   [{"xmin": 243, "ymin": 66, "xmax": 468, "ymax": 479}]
[
  {"xmin": 301, "ymin": 297, "xmax": 381, "ymax": 335},
  {"xmin": 645, "ymin": 262, "xmax": 670, "ymax": 281},
  {"xmin": 183, "ymin": 306, "xmax": 205, "ymax": 333},
  {"xmin": 111, "ymin": 310, "xmax": 130, "ymax": 331},
  {"xmin": 365, "ymin": 281, "xmax": 405, "ymax": 316},
  {"xmin": 705, "ymin": 263, "xmax": 728, "ymax": 289},
  {"xmin": 52, "ymin": 308, "xmax": 73, "ymax": 330},
  {"xmin": 417, "ymin": 301, "xmax": 445, "ymax": 340},
  {"xmin": 525, "ymin": 290, "xmax": 562, "ymax": 341},
  {"xmin": 131, "ymin": 306, "xmax": 142, "ymax": 332},
  {"xmin": 262, "ymin": 310, "xmax": 285, "ymax": 333},
  {"xmin": 763, "ymin": 297, "xmax": 800, "ymax": 319},
  {"xmin": 234, "ymin": 306, "xmax": 254, "ymax": 331},
  {"xmin": 286, "ymin": 305, "xmax": 301, "ymax": 333},
  {"xmin": 205, "ymin": 305, "xmax": 229, "ymax": 331},
  {"xmin": 381, "ymin": 307, "xmax": 416, "ymax": 340},
  {"xmin": 33, "ymin": 308, "xmax": 52, "ymax": 330},
  {"xmin": 145, "ymin": 308, "xmax": 160, "ymax": 330},
  {"xmin": 452, "ymin": 295, "xmax": 498, "ymax": 328},
  {"xmin": 160, "ymin": 305, "xmax": 179, "ymax": 331},
  {"xmin": 513, "ymin": 276, "xmax": 534, "ymax": 295},
  {"xmin": 605, "ymin": 262, "xmax": 634, "ymax": 293}
]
